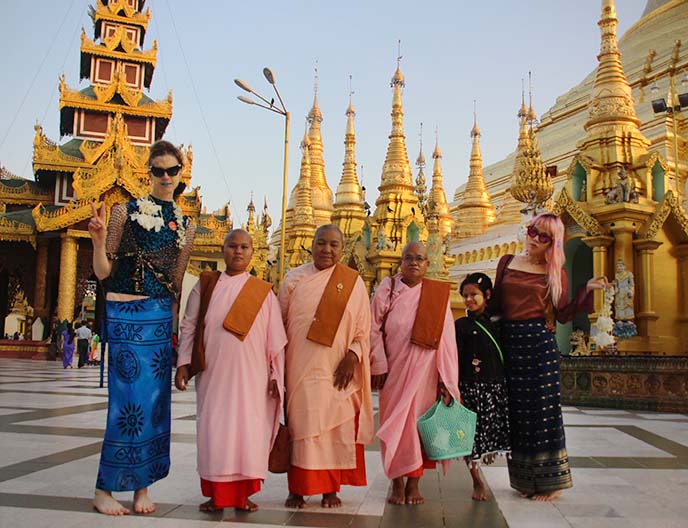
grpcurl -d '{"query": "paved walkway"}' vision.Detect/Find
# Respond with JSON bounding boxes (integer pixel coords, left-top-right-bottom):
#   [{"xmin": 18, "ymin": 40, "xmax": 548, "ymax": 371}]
[{"xmin": 0, "ymin": 358, "xmax": 686, "ymax": 527}]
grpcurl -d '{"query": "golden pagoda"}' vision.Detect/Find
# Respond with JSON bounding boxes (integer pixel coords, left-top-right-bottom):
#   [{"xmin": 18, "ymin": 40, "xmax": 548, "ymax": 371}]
[
  {"xmin": 332, "ymin": 92, "xmax": 366, "ymax": 242},
  {"xmin": 509, "ymin": 86, "xmax": 554, "ymax": 213},
  {"xmin": 428, "ymin": 133, "xmax": 455, "ymax": 239},
  {"xmin": 452, "ymin": 111, "xmax": 496, "ymax": 239},
  {"xmin": 284, "ymin": 133, "xmax": 317, "ymax": 269},
  {"xmin": 449, "ymin": 0, "xmax": 688, "ymax": 411},
  {"xmin": 0, "ymin": 0, "xmax": 229, "ymax": 333},
  {"xmin": 306, "ymin": 71, "xmax": 335, "ymax": 227},
  {"xmin": 366, "ymin": 58, "xmax": 424, "ymax": 286}
]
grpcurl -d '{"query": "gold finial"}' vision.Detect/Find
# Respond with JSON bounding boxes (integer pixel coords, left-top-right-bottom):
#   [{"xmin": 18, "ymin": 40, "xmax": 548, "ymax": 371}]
[
  {"xmin": 346, "ymin": 74, "xmax": 355, "ymax": 117},
  {"xmin": 416, "ymin": 122, "xmax": 425, "ymax": 166},
  {"xmin": 471, "ymin": 100, "xmax": 481, "ymax": 137},
  {"xmin": 527, "ymin": 71, "xmax": 537, "ymax": 126},
  {"xmin": 433, "ymin": 127, "xmax": 441, "ymax": 159},
  {"xmin": 391, "ymin": 39, "xmax": 405, "ymax": 87}
]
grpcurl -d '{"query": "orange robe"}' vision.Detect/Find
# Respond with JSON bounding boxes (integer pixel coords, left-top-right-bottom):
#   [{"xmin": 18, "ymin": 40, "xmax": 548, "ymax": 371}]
[{"xmin": 278, "ymin": 263, "xmax": 373, "ymax": 496}]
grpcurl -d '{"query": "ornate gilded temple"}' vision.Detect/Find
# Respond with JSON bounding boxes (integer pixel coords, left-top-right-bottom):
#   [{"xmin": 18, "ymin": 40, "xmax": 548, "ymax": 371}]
[
  {"xmin": 0, "ymin": 0, "xmax": 231, "ymax": 338},
  {"xmin": 449, "ymin": 0, "xmax": 688, "ymax": 410}
]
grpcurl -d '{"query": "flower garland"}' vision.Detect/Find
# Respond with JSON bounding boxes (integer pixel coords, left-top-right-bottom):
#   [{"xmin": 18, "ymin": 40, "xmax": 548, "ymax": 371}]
[
  {"xmin": 591, "ymin": 285, "xmax": 616, "ymax": 349},
  {"xmin": 130, "ymin": 196, "xmax": 186, "ymax": 249}
]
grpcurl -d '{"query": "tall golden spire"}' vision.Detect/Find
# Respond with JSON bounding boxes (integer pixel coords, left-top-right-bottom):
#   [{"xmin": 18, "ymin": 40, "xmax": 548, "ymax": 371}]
[
  {"xmin": 415, "ymin": 123, "xmax": 428, "ymax": 215},
  {"xmin": 456, "ymin": 107, "xmax": 496, "ymax": 238},
  {"xmin": 372, "ymin": 49, "xmax": 418, "ymax": 249},
  {"xmin": 246, "ymin": 192, "xmax": 256, "ymax": 233},
  {"xmin": 332, "ymin": 82, "xmax": 366, "ymax": 238},
  {"xmin": 428, "ymin": 130, "xmax": 454, "ymax": 238},
  {"xmin": 286, "ymin": 133, "xmax": 316, "ymax": 267},
  {"xmin": 576, "ymin": 0, "xmax": 650, "ymax": 202},
  {"xmin": 509, "ymin": 76, "xmax": 553, "ymax": 209},
  {"xmin": 586, "ymin": 0, "xmax": 640, "ymax": 130},
  {"xmin": 306, "ymin": 63, "xmax": 334, "ymax": 225}
]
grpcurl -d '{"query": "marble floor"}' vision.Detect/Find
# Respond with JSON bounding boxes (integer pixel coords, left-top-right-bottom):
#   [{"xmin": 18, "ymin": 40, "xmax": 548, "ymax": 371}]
[{"xmin": 0, "ymin": 358, "xmax": 686, "ymax": 527}]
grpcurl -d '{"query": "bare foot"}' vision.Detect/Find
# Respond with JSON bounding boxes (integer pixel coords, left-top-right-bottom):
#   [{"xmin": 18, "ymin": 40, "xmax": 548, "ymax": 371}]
[
  {"xmin": 237, "ymin": 498, "xmax": 259, "ymax": 512},
  {"xmin": 472, "ymin": 481, "xmax": 489, "ymax": 501},
  {"xmin": 469, "ymin": 466, "xmax": 488, "ymax": 501},
  {"xmin": 405, "ymin": 477, "xmax": 425, "ymax": 505},
  {"xmin": 387, "ymin": 477, "xmax": 405, "ymax": 505},
  {"xmin": 199, "ymin": 498, "xmax": 222, "ymax": 512},
  {"xmin": 482, "ymin": 453, "xmax": 496, "ymax": 465},
  {"xmin": 321, "ymin": 492, "xmax": 342, "ymax": 508},
  {"xmin": 285, "ymin": 493, "xmax": 306, "ymax": 508},
  {"xmin": 133, "ymin": 488, "xmax": 156, "ymax": 514},
  {"xmin": 531, "ymin": 490, "xmax": 562, "ymax": 502},
  {"xmin": 93, "ymin": 489, "xmax": 130, "ymax": 516}
]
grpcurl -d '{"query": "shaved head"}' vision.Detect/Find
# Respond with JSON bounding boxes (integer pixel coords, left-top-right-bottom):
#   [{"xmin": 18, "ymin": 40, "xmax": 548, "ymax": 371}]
[
  {"xmin": 401, "ymin": 241, "xmax": 426, "ymax": 257},
  {"xmin": 224, "ymin": 229, "xmax": 253, "ymax": 248},
  {"xmin": 314, "ymin": 224, "xmax": 344, "ymax": 245}
]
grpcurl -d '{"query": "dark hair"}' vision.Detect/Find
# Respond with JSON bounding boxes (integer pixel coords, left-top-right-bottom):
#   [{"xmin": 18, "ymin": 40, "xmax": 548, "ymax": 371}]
[
  {"xmin": 460, "ymin": 272, "xmax": 493, "ymax": 297},
  {"xmin": 148, "ymin": 140, "xmax": 184, "ymax": 166}
]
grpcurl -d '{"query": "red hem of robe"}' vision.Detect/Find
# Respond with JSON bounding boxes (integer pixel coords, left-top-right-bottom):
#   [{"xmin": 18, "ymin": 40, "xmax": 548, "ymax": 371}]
[
  {"xmin": 200, "ymin": 477, "xmax": 261, "ymax": 508},
  {"xmin": 287, "ymin": 443, "xmax": 367, "ymax": 496},
  {"xmin": 404, "ymin": 456, "xmax": 436, "ymax": 478}
]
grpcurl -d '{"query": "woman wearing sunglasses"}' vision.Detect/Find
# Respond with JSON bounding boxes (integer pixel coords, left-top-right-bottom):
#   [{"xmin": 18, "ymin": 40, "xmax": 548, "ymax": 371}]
[
  {"xmin": 88, "ymin": 140, "xmax": 196, "ymax": 515},
  {"xmin": 491, "ymin": 212, "xmax": 607, "ymax": 502}
]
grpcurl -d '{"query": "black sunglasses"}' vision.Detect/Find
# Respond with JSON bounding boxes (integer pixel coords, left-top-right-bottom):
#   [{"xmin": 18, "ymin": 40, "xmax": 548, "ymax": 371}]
[
  {"xmin": 526, "ymin": 225, "xmax": 553, "ymax": 244},
  {"xmin": 149, "ymin": 164, "xmax": 182, "ymax": 177}
]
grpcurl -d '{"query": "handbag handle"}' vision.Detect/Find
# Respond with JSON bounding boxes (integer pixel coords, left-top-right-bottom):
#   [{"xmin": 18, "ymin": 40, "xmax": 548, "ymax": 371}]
[{"xmin": 473, "ymin": 320, "xmax": 504, "ymax": 365}]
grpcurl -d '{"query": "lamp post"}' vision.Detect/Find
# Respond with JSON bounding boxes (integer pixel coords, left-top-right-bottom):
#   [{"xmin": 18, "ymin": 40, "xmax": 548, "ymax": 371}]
[
  {"xmin": 235, "ymin": 68, "xmax": 290, "ymax": 282},
  {"xmin": 651, "ymin": 72, "xmax": 688, "ymax": 203}
]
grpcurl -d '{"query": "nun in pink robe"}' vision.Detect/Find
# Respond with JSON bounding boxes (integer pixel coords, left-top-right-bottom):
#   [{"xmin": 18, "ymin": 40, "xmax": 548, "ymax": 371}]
[
  {"xmin": 370, "ymin": 242, "xmax": 460, "ymax": 505},
  {"xmin": 177, "ymin": 270, "xmax": 286, "ymax": 510}
]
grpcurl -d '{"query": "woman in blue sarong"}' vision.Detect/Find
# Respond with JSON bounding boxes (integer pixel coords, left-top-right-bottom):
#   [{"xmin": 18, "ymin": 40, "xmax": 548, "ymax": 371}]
[
  {"xmin": 61, "ymin": 323, "xmax": 75, "ymax": 369},
  {"xmin": 88, "ymin": 140, "xmax": 196, "ymax": 515}
]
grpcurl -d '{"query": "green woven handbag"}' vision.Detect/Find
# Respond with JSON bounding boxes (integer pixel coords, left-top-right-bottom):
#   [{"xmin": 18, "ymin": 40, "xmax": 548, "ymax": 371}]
[{"xmin": 417, "ymin": 398, "xmax": 477, "ymax": 460}]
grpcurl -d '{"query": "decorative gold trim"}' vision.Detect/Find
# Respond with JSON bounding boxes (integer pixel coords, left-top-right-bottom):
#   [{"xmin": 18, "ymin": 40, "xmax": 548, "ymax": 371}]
[
  {"xmin": 59, "ymin": 75, "xmax": 171, "ymax": 118},
  {"xmin": 0, "ymin": 181, "xmax": 53, "ymax": 204},
  {"xmin": 32, "ymin": 123, "xmax": 86, "ymax": 170},
  {"xmin": 80, "ymin": 27, "xmax": 157, "ymax": 66},
  {"xmin": 94, "ymin": 0, "xmax": 151, "ymax": 32},
  {"xmin": 32, "ymin": 200, "xmax": 93, "ymax": 232},
  {"xmin": 639, "ymin": 190, "xmax": 688, "ymax": 240},
  {"xmin": 0, "ymin": 217, "xmax": 36, "ymax": 248},
  {"xmin": 552, "ymin": 188, "xmax": 606, "ymax": 236}
]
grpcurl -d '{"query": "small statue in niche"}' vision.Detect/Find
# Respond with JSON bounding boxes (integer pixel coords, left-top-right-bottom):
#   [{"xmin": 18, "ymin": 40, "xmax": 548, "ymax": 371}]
[
  {"xmin": 579, "ymin": 180, "xmax": 587, "ymax": 202},
  {"xmin": 605, "ymin": 166, "xmax": 634, "ymax": 204},
  {"xmin": 376, "ymin": 224, "xmax": 387, "ymax": 250}
]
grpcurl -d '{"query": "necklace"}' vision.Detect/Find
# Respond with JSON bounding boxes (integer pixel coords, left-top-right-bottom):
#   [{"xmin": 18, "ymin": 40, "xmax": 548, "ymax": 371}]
[{"xmin": 524, "ymin": 251, "xmax": 545, "ymax": 265}]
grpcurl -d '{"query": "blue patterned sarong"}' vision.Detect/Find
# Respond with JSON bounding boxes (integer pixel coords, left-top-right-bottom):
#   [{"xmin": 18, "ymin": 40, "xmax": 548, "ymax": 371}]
[{"xmin": 96, "ymin": 297, "xmax": 173, "ymax": 492}]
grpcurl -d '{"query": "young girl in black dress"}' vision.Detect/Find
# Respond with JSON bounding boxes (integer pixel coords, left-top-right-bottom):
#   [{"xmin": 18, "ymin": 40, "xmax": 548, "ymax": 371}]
[{"xmin": 455, "ymin": 273, "xmax": 510, "ymax": 501}]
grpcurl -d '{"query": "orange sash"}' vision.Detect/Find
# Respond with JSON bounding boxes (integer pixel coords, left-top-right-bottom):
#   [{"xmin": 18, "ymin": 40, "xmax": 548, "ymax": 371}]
[
  {"xmin": 223, "ymin": 276, "xmax": 273, "ymax": 341},
  {"xmin": 306, "ymin": 263, "xmax": 359, "ymax": 347},
  {"xmin": 410, "ymin": 278, "xmax": 451, "ymax": 349}
]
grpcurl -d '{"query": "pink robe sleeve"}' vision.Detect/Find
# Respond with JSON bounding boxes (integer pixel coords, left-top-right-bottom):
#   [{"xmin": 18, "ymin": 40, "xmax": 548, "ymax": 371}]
[
  {"xmin": 346, "ymin": 279, "xmax": 371, "ymax": 362},
  {"xmin": 369, "ymin": 277, "xmax": 393, "ymax": 376},
  {"xmin": 177, "ymin": 280, "xmax": 201, "ymax": 367},
  {"xmin": 436, "ymin": 301, "xmax": 461, "ymax": 402}
]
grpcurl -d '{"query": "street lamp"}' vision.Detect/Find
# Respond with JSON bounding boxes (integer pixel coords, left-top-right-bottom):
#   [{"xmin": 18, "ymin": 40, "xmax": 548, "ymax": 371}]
[
  {"xmin": 234, "ymin": 68, "xmax": 290, "ymax": 282},
  {"xmin": 651, "ymin": 73, "xmax": 688, "ymax": 203}
]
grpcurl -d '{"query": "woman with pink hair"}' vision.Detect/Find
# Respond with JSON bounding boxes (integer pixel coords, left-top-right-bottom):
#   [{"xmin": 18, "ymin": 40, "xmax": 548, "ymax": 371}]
[{"xmin": 491, "ymin": 213, "xmax": 607, "ymax": 501}]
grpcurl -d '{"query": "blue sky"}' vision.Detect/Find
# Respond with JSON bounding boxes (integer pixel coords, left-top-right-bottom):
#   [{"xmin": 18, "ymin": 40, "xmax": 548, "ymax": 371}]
[{"xmin": 0, "ymin": 0, "xmax": 647, "ymax": 226}]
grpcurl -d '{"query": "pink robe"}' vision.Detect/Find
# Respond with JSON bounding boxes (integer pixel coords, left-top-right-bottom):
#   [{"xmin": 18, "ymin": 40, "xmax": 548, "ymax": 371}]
[
  {"xmin": 278, "ymin": 263, "xmax": 374, "ymax": 470},
  {"xmin": 177, "ymin": 272, "xmax": 286, "ymax": 482},
  {"xmin": 370, "ymin": 275, "xmax": 460, "ymax": 479}
]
